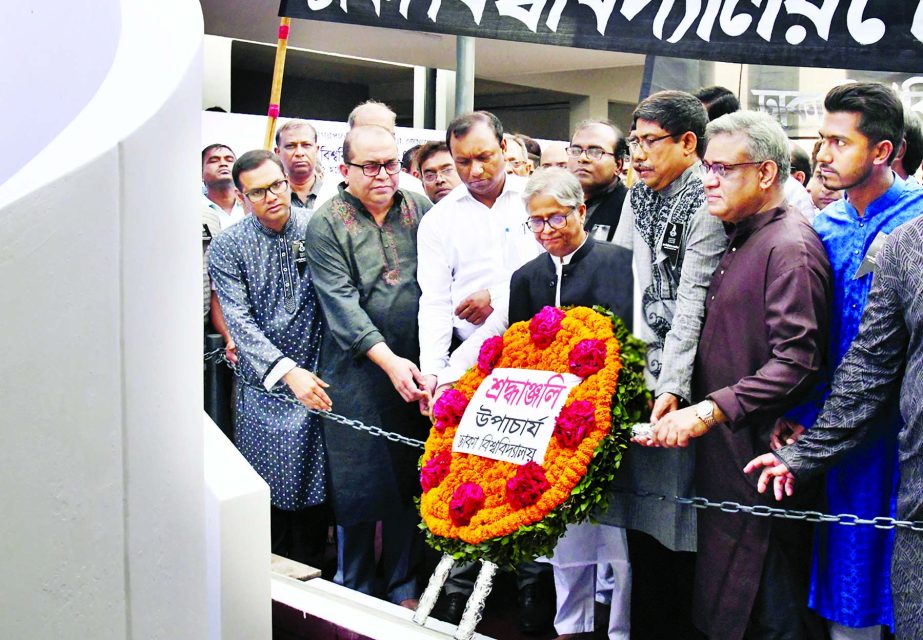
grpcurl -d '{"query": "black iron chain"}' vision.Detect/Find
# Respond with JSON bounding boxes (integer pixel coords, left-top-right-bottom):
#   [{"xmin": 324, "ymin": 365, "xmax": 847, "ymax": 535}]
[{"xmin": 206, "ymin": 350, "xmax": 922, "ymax": 531}]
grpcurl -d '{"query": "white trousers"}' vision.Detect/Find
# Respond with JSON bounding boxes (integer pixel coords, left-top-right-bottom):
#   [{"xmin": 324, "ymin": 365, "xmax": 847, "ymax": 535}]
[{"xmin": 552, "ymin": 562, "xmax": 630, "ymax": 639}]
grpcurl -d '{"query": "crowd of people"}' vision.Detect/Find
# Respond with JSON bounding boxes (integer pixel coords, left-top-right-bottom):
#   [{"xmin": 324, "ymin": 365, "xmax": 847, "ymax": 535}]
[{"xmin": 200, "ymin": 83, "xmax": 923, "ymax": 640}]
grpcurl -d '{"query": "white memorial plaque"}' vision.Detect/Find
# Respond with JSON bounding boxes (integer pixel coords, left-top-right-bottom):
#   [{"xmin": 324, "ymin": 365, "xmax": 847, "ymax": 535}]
[{"xmin": 452, "ymin": 368, "xmax": 582, "ymax": 465}]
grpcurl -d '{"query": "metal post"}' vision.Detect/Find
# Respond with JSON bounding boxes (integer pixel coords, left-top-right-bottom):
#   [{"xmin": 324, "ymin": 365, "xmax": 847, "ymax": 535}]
[{"xmin": 455, "ymin": 36, "xmax": 475, "ymax": 117}]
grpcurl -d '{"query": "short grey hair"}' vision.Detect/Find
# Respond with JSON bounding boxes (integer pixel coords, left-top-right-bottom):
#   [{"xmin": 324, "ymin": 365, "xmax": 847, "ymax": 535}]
[
  {"xmin": 705, "ymin": 111, "xmax": 791, "ymax": 183},
  {"xmin": 522, "ymin": 168, "xmax": 584, "ymax": 210}
]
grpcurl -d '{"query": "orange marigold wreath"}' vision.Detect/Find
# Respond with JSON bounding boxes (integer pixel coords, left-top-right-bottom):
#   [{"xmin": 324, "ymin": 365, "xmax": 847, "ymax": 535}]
[{"xmin": 418, "ymin": 305, "xmax": 648, "ymax": 568}]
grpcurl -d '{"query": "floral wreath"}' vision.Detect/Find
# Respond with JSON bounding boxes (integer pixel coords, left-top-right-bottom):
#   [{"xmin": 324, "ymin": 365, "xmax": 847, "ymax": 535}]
[{"xmin": 418, "ymin": 305, "xmax": 648, "ymax": 568}]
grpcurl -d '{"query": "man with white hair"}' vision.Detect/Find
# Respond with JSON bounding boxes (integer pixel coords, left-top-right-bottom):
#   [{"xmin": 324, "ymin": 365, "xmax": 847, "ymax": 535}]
[{"xmin": 652, "ymin": 110, "xmax": 832, "ymax": 640}]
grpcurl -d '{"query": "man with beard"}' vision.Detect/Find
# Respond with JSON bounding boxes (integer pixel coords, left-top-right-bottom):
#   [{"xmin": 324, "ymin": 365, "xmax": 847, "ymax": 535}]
[{"xmin": 776, "ymin": 82, "xmax": 923, "ymax": 640}]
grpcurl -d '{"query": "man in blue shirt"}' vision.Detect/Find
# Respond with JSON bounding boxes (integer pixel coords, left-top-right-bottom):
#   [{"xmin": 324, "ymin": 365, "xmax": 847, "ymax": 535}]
[{"xmin": 787, "ymin": 82, "xmax": 923, "ymax": 640}]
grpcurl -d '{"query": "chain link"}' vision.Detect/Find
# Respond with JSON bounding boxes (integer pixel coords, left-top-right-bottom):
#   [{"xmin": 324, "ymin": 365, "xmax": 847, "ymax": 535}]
[
  {"xmin": 205, "ymin": 350, "xmax": 921, "ymax": 530},
  {"xmin": 207, "ymin": 350, "xmax": 426, "ymax": 450},
  {"xmin": 638, "ymin": 488, "xmax": 922, "ymax": 532}
]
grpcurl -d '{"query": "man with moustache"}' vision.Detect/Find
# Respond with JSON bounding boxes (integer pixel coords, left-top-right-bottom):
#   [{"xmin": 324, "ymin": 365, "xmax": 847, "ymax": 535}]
[
  {"xmin": 606, "ymin": 90, "xmax": 726, "ymax": 640},
  {"xmin": 652, "ymin": 109, "xmax": 831, "ymax": 640},
  {"xmin": 305, "ymin": 125, "xmax": 433, "ymax": 607},
  {"xmin": 208, "ymin": 150, "xmax": 330, "ymax": 567},
  {"xmin": 416, "ymin": 141, "xmax": 461, "ymax": 204},
  {"xmin": 567, "ymin": 120, "xmax": 629, "ymax": 242},
  {"xmin": 274, "ymin": 119, "xmax": 324, "ymax": 214},
  {"xmin": 415, "ymin": 111, "xmax": 549, "ymax": 631},
  {"xmin": 778, "ymin": 82, "xmax": 923, "ymax": 640}
]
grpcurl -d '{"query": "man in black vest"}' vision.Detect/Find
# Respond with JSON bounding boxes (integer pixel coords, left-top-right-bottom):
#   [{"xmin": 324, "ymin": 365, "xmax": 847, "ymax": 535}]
[{"xmin": 567, "ymin": 120, "xmax": 629, "ymax": 242}]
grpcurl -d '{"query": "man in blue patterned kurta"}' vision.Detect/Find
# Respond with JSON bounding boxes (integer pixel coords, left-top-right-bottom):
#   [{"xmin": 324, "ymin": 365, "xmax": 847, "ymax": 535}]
[
  {"xmin": 747, "ymin": 214, "xmax": 923, "ymax": 640},
  {"xmin": 209, "ymin": 150, "xmax": 330, "ymax": 566},
  {"xmin": 786, "ymin": 83, "xmax": 923, "ymax": 639}
]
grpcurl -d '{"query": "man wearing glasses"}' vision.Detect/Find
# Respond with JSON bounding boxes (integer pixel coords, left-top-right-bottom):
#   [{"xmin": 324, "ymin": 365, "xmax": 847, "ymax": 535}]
[
  {"xmin": 603, "ymin": 91, "xmax": 726, "ymax": 640},
  {"xmin": 416, "ymin": 141, "xmax": 461, "ymax": 204},
  {"xmin": 567, "ymin": 119, "xmax": 630, "ymax": 242},
  {"xmin": 208, "ymin": 149, "xmax": 331, "ymax": 568},
  {"xmin": 651, "ymin": 110, "xmax": 832, "ymax": 640},
  {"xmin": 305, "ymin": 125, "xmax": 433, "ymax": 608},
  {"xmin": 504, "ymin": 133, "xmax": 532, "ymax": 177}
]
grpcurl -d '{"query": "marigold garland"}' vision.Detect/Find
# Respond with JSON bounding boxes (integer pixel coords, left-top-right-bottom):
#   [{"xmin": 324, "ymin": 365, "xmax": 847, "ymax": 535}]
[{"xmin": 417, "ymin": 306, "xmax": 649, "ymax": 568}]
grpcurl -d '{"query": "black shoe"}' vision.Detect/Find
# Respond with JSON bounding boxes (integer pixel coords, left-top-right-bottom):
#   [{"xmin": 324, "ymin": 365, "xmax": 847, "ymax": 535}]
[
  {"xmin": 435, "ymin": 592, "xmax": 467, "ymax": 625},
  {"xmin": 518, "ymin": 583, "xmax": 554, "ymax": 635}
]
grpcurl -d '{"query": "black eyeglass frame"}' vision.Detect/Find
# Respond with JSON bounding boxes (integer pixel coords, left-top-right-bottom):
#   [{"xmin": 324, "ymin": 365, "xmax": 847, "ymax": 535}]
[{"xmin": 345, "ymin": 160, "xmax": 402, "ymax": 177}]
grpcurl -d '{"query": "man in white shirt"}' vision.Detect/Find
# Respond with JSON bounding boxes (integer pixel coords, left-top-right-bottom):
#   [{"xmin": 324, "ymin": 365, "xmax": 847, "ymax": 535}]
[
  {"xmin": 416, "ymin": 112, "xmax": 549, "ymax": 633},
  {"xmin": 202, "ymin": 143, "xmax": 245, "ymax": 230},
  {"xmin": 417, "ymin": 111, "xmax": 541, "ymax": 402}
]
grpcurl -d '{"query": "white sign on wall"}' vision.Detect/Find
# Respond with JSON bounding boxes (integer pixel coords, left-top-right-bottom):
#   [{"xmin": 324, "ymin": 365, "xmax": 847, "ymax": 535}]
[{"xmin": 452, "ymin": 368, "xmax": 581, "ymax": 465}]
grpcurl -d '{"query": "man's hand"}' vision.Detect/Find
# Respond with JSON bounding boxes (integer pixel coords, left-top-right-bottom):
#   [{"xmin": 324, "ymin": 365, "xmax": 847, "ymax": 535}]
[
  {"xmin": 455, "ymin": 289, "xmax": 493, "ymax": 326},
  {"xmin": 650, "ymin": 393, "xmax": 680, "ymax": 423},
  {"xmin": 770, "ymin": 418, "xmax": 805, "ymax": 451},
  {"xmin": 744, "ymin": 453, "xmax": 796, "ymax": 501},
  {"xmin": 283, "ymin": 367, "xmax": 332, "ymax": 411},
  {"xmin": 418, "ymin": 374, "xmax": 438, "ymax": 416},
  {"xmin": 651, "ymin": 405, "xmax": 710, "ymax": 448},
  {"xmin": 367, "ymin": 343, "xmax": 428, "ymax": 403},
  {"xmin": 381, "ymin": 355, "xmax": 427, "ymax": 402},
  {"xmin": 225, "ymin": 338, "xmax": 239, "ymax": 365}
]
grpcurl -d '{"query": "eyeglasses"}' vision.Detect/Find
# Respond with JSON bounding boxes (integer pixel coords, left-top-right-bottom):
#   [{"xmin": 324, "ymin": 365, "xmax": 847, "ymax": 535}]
[
  {"xmin": 243, "ymin": 178, "xmax": 289, "ymax": 202},
  {"xmin": 421, "ymin": 167, "xmax": 457, "ymax": 183},
  {"xmin": 700, "ymin": 161, "xmax": 764, "ymax": 177},
  {"xmin": 566, "ymin": 146, "xmax": 615, "ymax": 160},
  {"xmin": 346, "ymin": 160, "xmax": 401, "ymax": 177},
  {"xmin": 525, "ymin": 210, "xmax": 574, "ymax": 233},
  {"xmin": 626, "ymin": 133, "xmax": 675, "ymax": 154}
]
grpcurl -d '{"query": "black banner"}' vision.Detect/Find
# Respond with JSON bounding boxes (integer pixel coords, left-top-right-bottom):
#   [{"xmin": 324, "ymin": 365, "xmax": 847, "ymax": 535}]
[{"xmin": 281, "ymin": 0, "xmax": 923, "ymax": 73}]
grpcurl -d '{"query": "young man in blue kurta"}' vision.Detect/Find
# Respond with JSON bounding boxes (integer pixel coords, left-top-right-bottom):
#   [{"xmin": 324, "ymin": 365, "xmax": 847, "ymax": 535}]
[
  {"xmin": 209, "ymin": 150, "xmax": 332, "ymax": 566},
  {"xmin": 787, "ymin": 83, "xmax": 923, "ymax": 639}
]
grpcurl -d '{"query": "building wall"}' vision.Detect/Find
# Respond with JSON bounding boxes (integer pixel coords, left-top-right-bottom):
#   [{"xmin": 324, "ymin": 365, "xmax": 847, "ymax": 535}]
[{"xmin": 0, "ymin": 0, "xmax": 210, "ymax": 637}]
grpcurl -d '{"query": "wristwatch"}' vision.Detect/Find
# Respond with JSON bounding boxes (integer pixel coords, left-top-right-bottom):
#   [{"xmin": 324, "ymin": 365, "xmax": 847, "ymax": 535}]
[{"xmin": 694, "ymin": 400, "xmax": 718, "ymax": 428}]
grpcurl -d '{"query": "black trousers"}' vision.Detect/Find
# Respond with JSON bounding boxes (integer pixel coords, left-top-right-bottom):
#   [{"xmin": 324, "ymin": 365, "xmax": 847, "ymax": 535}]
[
  {"xmin": 626, "ymin": 529, "xmax": 704, "ymax": 640},
  {"xmin": 271, "ymin": 503, "xmax": 331, "ymax": 568}
]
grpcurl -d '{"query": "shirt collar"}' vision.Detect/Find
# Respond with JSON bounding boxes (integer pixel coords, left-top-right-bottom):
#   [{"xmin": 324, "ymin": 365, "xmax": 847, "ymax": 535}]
[
  {"xmin": 866, "ymin": 172, "xmax": 907, "ymax": 215},
  {"xmin": 554, "ymin": 234, "xmax": 591, "ymax": 266},
  {"xmin": 726, "ymin": 204, "xmax": 787, "ymax": 243},
  {"xmin": 658, "ymin": 161, "xmax": 702, "ymax": 199},
  {"xmin": 291, "ymin": 174, "xmax": 323, "ymax": 207},
  {"xmin": 586, "ymin": 178, "xmax": 622, "ymax": 205},
  {"xmin": 456, "ymin": 173, "xmax": 526, "ymax": 205},
  {"xmin": 203, "ymin": 194, "xmax": 242, "ymax": 215},
  {"xmin": 248, "ymin": 208, "xmax": 295, "ymax": 237},
  {"xmin": 338, "ymin": 182, "xmax": 405, "ymax": 221}
]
